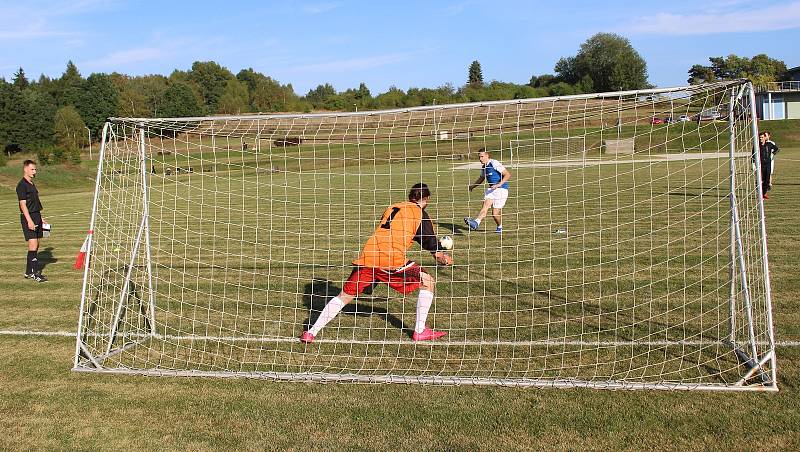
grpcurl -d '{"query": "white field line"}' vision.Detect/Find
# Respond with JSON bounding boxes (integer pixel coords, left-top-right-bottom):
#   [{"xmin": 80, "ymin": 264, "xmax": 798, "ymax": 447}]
[
  {"xmin": 1, "ymin": 329, "xmax": 798, "ymax": 347},
  {"xmin": 453, "ymin": 152, "xmax": 751, "ymax": 170},
  {"xmin": 0, "ymin": 209, "xmax": 91, "ymax": 227}
]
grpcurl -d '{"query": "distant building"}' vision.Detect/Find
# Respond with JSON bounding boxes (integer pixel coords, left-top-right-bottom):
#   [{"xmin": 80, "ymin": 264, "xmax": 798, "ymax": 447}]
[
  {"xmin": 787, "ymin": 66, "xmax": 800, "ymax": 82},
  {"xmin": 755, "ymin": 66, "xmax": 800, "ymax": 120}
]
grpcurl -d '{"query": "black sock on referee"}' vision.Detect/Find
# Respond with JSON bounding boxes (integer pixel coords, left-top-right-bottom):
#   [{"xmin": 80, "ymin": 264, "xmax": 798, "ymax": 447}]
[{"xmin": 27, "ymin": 251, "xmax": 37, "ymax": 275}]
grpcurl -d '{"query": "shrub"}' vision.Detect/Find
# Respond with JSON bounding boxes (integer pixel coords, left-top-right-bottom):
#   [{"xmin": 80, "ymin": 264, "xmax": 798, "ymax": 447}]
[{"xmin": 36, "ymin": 146, "xmax": 81, "ymax": 165}]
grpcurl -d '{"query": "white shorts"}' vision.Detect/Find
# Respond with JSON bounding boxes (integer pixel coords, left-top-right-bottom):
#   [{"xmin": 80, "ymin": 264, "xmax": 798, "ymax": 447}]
[{"xmin": 484, "ymin": 187, "xmax": 509, "ymax": 209}]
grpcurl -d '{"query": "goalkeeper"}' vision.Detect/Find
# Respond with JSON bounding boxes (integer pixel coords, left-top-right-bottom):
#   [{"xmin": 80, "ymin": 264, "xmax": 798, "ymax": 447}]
[{"xmin": 301, "ymin": 183, "xmax": 453, "ymax": 343}]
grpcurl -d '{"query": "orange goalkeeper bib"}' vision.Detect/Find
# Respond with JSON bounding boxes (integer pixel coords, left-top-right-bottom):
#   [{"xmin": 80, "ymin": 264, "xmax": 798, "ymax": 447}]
[{"xmin": 353, "ymin": 201, "xmax": 423, "ymax": 269}]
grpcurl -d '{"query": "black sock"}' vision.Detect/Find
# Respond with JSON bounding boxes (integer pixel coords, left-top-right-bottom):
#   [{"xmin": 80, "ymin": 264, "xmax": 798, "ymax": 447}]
[{"xmin": 27, "ymin": 251, "xmax": 37, "ymax": 275}]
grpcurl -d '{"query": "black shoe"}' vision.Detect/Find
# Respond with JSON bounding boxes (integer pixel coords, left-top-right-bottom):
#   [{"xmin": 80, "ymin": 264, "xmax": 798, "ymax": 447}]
[
  {"xmin": 32, "ymin": 273, "xmax": 48, "ymax": 283},
  {"xmin": 24, "ymin": 272, "xmax": 34, "ymax": 279}
]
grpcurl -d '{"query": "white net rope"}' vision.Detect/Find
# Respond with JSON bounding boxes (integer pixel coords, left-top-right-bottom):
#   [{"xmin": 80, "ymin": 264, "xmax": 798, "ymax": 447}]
[{"xmin": 76, "ymin": 81, "xmax": 776, "ymax": 390}]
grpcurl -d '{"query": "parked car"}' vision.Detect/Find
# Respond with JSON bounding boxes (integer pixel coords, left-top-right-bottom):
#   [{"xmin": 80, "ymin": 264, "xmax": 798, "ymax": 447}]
[
  {"xmin": 651, "ymin": 117, "xmax": 663, "ymax": 125},
  {"xmin": 663, "ymin": 116, "xmax": 675, "ymax": 124},
  {"xmin": 678, "ymin": 114, "xmax": 690, "ymax": 122},
  {"xmin": 696, "ymin": 108, "xmax": 722, "ymax": 121}
]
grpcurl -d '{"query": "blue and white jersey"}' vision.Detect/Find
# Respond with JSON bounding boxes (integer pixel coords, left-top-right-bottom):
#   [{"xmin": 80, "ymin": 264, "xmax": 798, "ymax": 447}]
[{"xmin": 483, "ymin": 159, "xmax": 509, "ymax": 189}]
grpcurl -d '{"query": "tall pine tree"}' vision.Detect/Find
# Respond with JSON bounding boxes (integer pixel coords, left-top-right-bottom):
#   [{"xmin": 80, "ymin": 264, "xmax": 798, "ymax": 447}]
[{"xmin": 468, "ymin": 61, "xmax": 484, "ymax": 87}]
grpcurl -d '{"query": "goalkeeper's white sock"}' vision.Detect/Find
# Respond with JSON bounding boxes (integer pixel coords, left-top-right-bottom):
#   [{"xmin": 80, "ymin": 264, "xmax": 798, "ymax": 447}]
[
  {"xmin": 475, "ymin": 218, "xmax": 482, "ymax": 225},
  {"xmin": 308, "ymin": 296, "xmax": 345, "ymax": 336},
  {"xmin": 414, "ymin": 290, "xmax": 434, "ymax": 333}
]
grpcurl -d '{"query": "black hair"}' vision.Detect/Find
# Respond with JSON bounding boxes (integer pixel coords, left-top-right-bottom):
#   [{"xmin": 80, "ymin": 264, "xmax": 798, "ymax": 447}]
[
  {"xmin": 408, "ymin": 183, "xmax": 431, "ymax": 202},
  {"xmin": 23, "ymin": 159, "xmax": 36, "ymax": 167}
]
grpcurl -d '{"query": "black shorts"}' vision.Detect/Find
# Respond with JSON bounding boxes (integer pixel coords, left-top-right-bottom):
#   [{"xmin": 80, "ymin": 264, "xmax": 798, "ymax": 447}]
[{"xmin": 21, "ymin": 211, "xmax": 43, "ymax": 241}]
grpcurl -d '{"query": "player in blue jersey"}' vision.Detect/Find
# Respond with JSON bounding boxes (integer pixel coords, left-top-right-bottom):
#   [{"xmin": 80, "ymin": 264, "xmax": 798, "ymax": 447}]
[{"xmin": 464, "ymin": 148, "xmax": 512, "ymax": 233}]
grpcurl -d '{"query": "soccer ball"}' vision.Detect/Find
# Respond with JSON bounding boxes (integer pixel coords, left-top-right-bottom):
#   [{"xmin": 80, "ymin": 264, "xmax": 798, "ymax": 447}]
[{"xmin": 439, "ymin": 235, "xmax": 454, "ymax": 250}]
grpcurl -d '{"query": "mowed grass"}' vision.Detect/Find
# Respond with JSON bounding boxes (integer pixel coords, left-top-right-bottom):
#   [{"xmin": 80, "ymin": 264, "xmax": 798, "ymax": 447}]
[{"xmin": 1, "ymin": 129, "xmax": 800, "ymax": 449}]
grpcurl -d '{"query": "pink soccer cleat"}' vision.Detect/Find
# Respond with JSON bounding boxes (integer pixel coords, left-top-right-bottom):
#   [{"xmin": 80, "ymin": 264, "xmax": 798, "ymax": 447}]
[
  {"xmin": 412, "ymin": 328, "xmax": 447, "ymax": 342},
  {"xmin": 300, "ymin": 331, "xmax": 315, "ymax": 343}
]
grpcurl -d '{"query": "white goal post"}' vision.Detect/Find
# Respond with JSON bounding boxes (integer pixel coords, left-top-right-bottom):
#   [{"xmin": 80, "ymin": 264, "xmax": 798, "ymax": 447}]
[{"xmin": 74, "ymin": 81, "xmax": 777, "ymax": 391}]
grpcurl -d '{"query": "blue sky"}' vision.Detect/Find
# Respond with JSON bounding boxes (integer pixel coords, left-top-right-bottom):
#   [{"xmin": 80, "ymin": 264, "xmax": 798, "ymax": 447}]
[{"xmin": 1, "ymin": 0, "xmax": 798, "ymax": 94}]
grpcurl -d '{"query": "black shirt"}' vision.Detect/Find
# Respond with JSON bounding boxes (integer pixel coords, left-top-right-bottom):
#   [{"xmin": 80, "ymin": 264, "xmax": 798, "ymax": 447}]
[
  {"xmin": 759, "ymin": 142, "xmax": 778, "ymax": 164},
  {"xmin": 767, "ymin": 140, "xmax": 780, "ymax": 158},
  {"xmin": 16, "ymin": 178, "xmax": 42, "ymax": 213},
  {"xmin": 413, "ymin": 209, "xmax": 441, "ymax": 253}
]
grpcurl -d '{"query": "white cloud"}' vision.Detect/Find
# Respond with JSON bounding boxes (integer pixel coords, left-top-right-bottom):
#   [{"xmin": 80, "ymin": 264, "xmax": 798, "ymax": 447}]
[
  {"xmin": 0, "ymin": 18, "xmax": 78, "ymax": 40},
  {"xmin": 302, "ymin": 2, "xmax": 341, "ymax": 14},
  {"xmin": 623, "ymin": 1, "xmax": 800, "ymax": 35},
  {"xmin": 441, "ymin": 1, "xmax": 476, "ymax": 17},
  {"xmin": 289, "ymin": 52, "xmax": 417, "ymax": 73},
  {"xmin": 81, "ymin": 47, "xmax": 169, "ymax": 71},
  {"xmin": 0, "ymin": 0, "xmax": 114, "ymax": 42}
]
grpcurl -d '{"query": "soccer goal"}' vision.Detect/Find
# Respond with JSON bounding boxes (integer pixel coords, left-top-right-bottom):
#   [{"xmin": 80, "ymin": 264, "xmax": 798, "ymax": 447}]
[{"xmin": 74, "ymin": 80, "xmax": 777, "ymax": 391}]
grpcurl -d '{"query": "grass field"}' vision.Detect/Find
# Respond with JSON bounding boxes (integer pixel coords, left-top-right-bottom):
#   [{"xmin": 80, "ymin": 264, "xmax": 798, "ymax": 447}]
[{"xmin": 1, "ymin": 117, "xmax": 799, "ymax": 449}]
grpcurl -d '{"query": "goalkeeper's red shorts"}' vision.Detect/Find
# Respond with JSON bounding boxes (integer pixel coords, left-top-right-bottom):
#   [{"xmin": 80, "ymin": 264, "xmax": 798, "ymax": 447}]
[{"xmin": 342, "ymin": 261, "xmax": 426, "ymax": 296}]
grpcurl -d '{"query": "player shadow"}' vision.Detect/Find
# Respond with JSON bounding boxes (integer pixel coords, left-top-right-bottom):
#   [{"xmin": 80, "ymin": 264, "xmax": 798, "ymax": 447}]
[
  {"xmin": 37, "ymin": 247, "xmax": 57, "ymax": 271},
  {"xmin": 301, "ymin": 279, "xmax": 411, "ymax": 337},
  {"xmin": 436, "ymin": 221, "xmax": 470, "ymax": 236}
]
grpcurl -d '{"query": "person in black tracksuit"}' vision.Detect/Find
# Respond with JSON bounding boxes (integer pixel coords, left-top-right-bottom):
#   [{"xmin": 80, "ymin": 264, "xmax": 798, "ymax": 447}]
[
  {"xmin": 765, "ymin": 131, "xmax": 780, "ymax": 186},
  {"xmin": 757, "ymin": 132, "xmax": 778, "ymax": 200},
  {"xmin": 16, "ymin": 160, "xmax": 47, "ymax": 282}
]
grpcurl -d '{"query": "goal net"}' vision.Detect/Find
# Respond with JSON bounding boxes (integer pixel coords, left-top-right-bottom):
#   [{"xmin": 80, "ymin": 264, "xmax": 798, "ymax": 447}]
[
  {"xmin": 508, "ymin": 136, "xmax": 588, "ymax": 162},
  {"xmin": 74, "ymin": 81, "xmax": 777, "ymax": 391}
]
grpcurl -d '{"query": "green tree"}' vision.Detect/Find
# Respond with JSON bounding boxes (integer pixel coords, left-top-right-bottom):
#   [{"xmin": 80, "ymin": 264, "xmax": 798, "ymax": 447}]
[
  {"xmin": 217, "ymin": 79, "xmax": 249, "ymax": 114},
  {"xmin": 528, "ymin": 74, "xmax": 557, "ymax": 88},
  {"xmin": 187, "ymin": 61, "xmax": 235, "ymax": 113},
  {"xmin": 546, "ymin": 82, "xmax": 579, "ymax": 96},
  {"xmin": 13, "ymin": 67, "xmax": 29, "ymax": 90},
  {"xmin": 556, "ymin": 33, "xmax": 649, "ymax": 92},
  {"xmin": 236, "ymin": 68, "xmax": 263, "ymax": 94},
  {"xmin": 32, "ymin": 74, "xmax": 59, "ymax": 104},
  {"xmin": 489, "ymin": 81, "xmax": 519, "ymax": 100},
  {"xmin": 554, "ymin": 57, "xmax": 580, "ymax": 84},
  {"xmin": 76, "ymin": 73, "xmax": 119, "ymax": 137},
  {"xmin": 161, "ymin": 82, "xmax": 203, "ymax": 117},
  {"xmin": 111, "ymin": 73, "xmax": 146, "ymax": 117},
  {"xmin": 468, "ymin": 60, "xmax": 484, "ymax": 87},
  {"xmin": 374, "ymin": 86, "xmax": 406, "ymax": 108},
  {"xmin": 749, "ymin": 54, "xmax": 788, "ymax": 84},
  {"xmin": 53, "ymin": 105, "xmax": 87, "ymax": 150},
  {"xmin": 576, "ymin": 74, "xmax": 594, "ymax": 93},
  {"xmin": 237, "ymin": 69, "xmax": 300, "ymax": 112},
  {"xmin": 306, "ymin": 83, "xmax": 338, "ymax": 109},
  {"xmin": 687, "ymin": 64, "xmax": 717, "ymax": 85},
  {"xmin": 0, "ymin": 83, "xmax": 56, "ymax": 152},
  {"xmin": 57, "ymin": 60, "xmax": 84, "ymax": 107},
  {"xmin": 111, "ymin": 73, "xmax": 169, "ymax": 117},
  {"xmin": 0, "ymin": 81, "xmax": 13, "ymax": 152},
  {"xmin": 688, "ymin": 54, "xmax": 787, "ymax": 85},
  {"xmin": 355, "ymin": 82, "xmax": 372, "ymax": 105},
  {"xmin": 137, "ymin": 75, "xmax": 170, "ymax": 117}
]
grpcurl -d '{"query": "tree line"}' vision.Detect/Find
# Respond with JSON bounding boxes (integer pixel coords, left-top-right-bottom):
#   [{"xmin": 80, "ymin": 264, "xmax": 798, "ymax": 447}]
[{"xmin": 0, "ymin": 32, "xmax": 791, "ymax": 165}]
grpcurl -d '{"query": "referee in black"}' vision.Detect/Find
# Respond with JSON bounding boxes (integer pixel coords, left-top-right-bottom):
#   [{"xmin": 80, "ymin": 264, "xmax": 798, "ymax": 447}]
[{"xmin": 17, "ymin": 160, "xmax": 47, "ymax": 282}]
